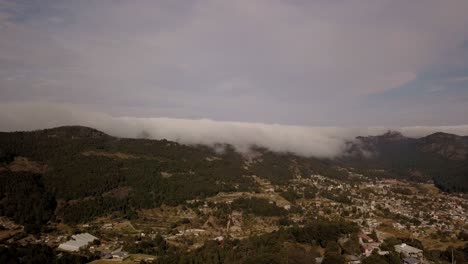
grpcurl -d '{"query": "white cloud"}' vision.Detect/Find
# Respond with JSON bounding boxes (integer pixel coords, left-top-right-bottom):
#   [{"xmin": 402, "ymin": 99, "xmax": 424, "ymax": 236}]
[
  {"xmin": 447, "ymin": 76, "xmax": 468, "ymax": 82},
  {"xmin": 1, "ymin": 102, "xmax": 467, "ymax": 158}
]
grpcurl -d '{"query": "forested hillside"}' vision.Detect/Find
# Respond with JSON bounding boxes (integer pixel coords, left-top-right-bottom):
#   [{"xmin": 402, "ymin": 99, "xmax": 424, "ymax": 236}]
[
  {"xmin": 0, "ymin": 126, "xmax": 256, "ymax": 227},
  {"xmin": 0, "ymin": 171, "xmax": 56, "ymax": 233},
  {"xmin": 0, "ymin": 126, "xmax": 467, "ymax": 229},
  {"xmin": 341, "ymin": 131, "xmax": 468, "ymax": 192},
  {"xmin": 0, "ymin": 126, "xmax": 346, "ymax": 227}
]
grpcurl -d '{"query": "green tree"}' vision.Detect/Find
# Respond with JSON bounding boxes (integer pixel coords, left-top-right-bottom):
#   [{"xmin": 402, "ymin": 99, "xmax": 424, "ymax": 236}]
[
  {"xmin": 362, "ymin": 254, "xmax": 388, "ymax": 264},
  {"xmin": 322, "ymin": 253, "xmax": 345, "ymax": 264}
]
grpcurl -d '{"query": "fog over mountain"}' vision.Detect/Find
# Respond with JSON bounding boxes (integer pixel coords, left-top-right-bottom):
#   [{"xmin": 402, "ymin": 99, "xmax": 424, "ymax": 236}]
[{"xmin": 1, "ymin": 102, "xmax": 468, "ymax": 158}]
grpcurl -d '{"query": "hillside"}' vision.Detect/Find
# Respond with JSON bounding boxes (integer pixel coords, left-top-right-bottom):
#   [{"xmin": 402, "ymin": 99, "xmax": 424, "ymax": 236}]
[
  {"xmin": 0, "ymin": 126, "xmax": 467, "ymax": 264},
  {"xmin": 0, "ymin": 126, "xmax": 467, "ymax": 229},
  {"xmin": 342, "ymin": 131, "xmax": 468, "ymax": 192},
  {"xmin": 0, "ymin": 126, "xmax": 347, "ymax": 227}
]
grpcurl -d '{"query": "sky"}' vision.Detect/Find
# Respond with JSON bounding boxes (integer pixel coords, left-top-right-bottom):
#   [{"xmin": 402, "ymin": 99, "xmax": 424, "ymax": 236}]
[{"xmin": 1, "ymin": 1, "xmax": 468, "ymax": 157}]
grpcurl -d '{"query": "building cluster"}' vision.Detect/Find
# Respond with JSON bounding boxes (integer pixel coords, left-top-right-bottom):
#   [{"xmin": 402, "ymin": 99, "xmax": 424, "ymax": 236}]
[
  {"xmin": 1, "ymin": 164, "xmax": 465, "ymax": 264},
  {"xmin": 395, "ymin": 243, "xmax": 424, "ymax": 264},
  {"xmin": 286, "ymin": 172, "xmax": 467, "ymax": 241},
  {"xmin": 56, "ymin": 232, "xmax": 130, "ymax": 261}
]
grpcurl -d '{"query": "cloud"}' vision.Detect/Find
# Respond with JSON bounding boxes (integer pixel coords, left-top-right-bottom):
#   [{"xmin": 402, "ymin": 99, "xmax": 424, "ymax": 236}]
[
  {"xmin": 1, "ymin": 1, "xmax": 468, "ymax": 125},
  {"xmin": 447, "ymin": 76, "xmax": 468, "ymax": 82},
  {"xmin": 1, "ymin": 102, "xmax": 468, "ymax": 158}
]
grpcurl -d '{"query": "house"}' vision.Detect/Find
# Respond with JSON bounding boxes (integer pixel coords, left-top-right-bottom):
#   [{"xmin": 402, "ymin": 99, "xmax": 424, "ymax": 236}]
[
  {"xmin": 359, "ymin": 233, "xmax": 374, "ymax": 243},
  {"xmin": 394, "ymin": 243, "xmax": 423, "ymax": 258},
  {"xmin": 58, "ymin": 233, "xmax": 98, "ymax": 252},
  {"xmin": 112, "ymin": 251, "xmax": 129, "ymax": 260},
  {"xmin": 361, "ymin": 242, "xmax": 380, "ymax": 257},
  {"xmin": 71, "ymin": 233, "xmax": 98, "ymax": 244},
  {"xmin": 403, "ymin": 257, "xmax": 420, "ymax": 264},
  {"xmin": 213, "ymin": 236, "xmax": 224, "ymax": 242}
]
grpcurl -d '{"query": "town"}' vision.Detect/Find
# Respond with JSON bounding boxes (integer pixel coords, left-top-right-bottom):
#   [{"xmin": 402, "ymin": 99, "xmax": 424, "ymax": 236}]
[{"xmin": 1, "ymin": 167, "xmax": 466, "ymax": 264}]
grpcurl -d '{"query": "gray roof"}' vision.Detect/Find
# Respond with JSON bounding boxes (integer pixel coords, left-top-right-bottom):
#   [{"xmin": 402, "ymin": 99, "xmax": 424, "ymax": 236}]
[
  {"xmin": 58, "ymin": 240, "xmax": 87, "ymax": 251},
  {"xmin": 395, "ymin": 244, "xmax": 422, "ymax": 254},
  {"xmin": 72, "ymin": 233, "xmax": 97, "ymax": 243},
  {"xmin": 58, "ymin": 233, "xmax": 98, "ymax": 252},
  {"xmin": 403, "ymin": 257, "xmax": 419, "ymax": 264}
]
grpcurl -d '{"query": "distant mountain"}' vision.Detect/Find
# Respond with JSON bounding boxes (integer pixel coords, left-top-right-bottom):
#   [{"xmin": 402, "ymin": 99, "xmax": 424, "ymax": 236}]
[
  {"xmin": 342, "ymin": 131, "xmax": 468, "ymax": 192},
  {"xmin": 418, "ymin": 132, "xmax": 468, "ymax": 160},
  {"xmin": 40, "ymin": 125, "xmax": 110, "ymax": 139}
]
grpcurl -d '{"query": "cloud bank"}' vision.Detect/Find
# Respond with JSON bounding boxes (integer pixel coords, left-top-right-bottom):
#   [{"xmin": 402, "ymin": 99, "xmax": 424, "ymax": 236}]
[
  {"xmin": 1, "ymin": 103, "xmax": 468, "ymax": 158},
  {"xmin": 1, "ymin": 1, "xmax": 468, "ymax": 125}
]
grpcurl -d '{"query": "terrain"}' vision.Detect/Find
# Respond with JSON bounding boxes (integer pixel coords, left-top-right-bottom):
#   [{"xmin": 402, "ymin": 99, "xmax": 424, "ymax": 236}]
[
  {"xmin": 0, "ymin": 126, "xmax": 467, "ymax": 264},
  {"xmin": 343, "ymin": 131, "xmax": 468, "ymax": 192}
]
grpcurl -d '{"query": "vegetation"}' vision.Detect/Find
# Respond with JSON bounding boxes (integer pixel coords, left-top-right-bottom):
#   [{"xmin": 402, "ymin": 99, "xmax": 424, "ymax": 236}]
[
  {"xmin": 154, "ymin": 218, "xmax": 359, "ymax": 264},
  {"xmin": 0, "ymin": 126, "xmax": 377, "ymax": 224},
  {"xmin": 425, "ymin": 244, "xmax": 468, "ymax": 264},
  {"xmin": 341, "ymin": 132, "xmax": 468, "ymax": 192},
  {"xmin": 289, "ymin": 219, "xmax": 359, "ymax": 247},
  {"xmin": 361, "ymin": 253, "xmax": 402, "ymax": 264},
  {"xmin": 0, "ymin": 243, "xmax": 97, "ymax": 264},
  {"xmin": 0, "ymin": 171, "xmax": 56, "ymax": 233},
  {"xmin": 230, "ymin": 197, "xmax": 287, "ymax": 217},
  {"xmin": 123, "ymin": 234, "xmax": 177, "ymax": 257},
  {"xmin": 248, "ymin": 148, "xmax": 350, "ymax": 185},
  {"xmin": 0, "ymin": 126, "xmax": 258, "ymax": 223},
  {"xmin": 390, "ymin": 187, "xmax": 413, "ymax": 196},
  {"xmin": 0, "ymin": 126, "xmax": 466, "ymax": 263},
  {"xmin": 321, "ymin": 192, "xmax": 352, "ymax": 205}
]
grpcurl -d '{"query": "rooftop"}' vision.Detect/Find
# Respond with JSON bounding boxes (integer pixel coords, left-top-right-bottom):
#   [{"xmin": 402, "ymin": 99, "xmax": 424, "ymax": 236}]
[{"xmin": 395, "ymin": 243, "xmax": 423, "ymax": 254}]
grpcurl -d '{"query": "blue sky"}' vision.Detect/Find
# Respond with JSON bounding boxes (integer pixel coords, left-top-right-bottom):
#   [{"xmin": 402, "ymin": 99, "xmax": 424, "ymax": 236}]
[{"xmin": 1, "ymin": 0, "xmax": 468, "ymax": 127}]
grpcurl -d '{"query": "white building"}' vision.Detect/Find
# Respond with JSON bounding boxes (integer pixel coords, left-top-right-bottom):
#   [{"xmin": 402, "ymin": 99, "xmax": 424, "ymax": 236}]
[
  {"xmin": 394, "ymin": 243, "xmax": 423, "ymax": 258},
  {"xmin": 72, "ymin": 233, "xmax": 97, "ymax": 244},
  {"xmin": 58, "ymin": 240, "xmax": 87, "ymax": 252},
  {"xmin": 58, "ymin": 233, "xmax": 98, "ymax": 252}
]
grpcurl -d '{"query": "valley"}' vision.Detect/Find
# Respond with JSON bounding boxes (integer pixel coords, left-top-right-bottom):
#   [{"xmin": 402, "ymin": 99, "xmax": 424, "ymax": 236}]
[{"xmin": 0, "ymin": 126, "xmax": 467, "ymax": 264}]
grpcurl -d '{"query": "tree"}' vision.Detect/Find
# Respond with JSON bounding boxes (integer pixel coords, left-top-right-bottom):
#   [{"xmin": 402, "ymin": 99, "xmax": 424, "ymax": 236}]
[
  {"xmin": 362, "ymin": 254, "xmax": 388, "ymax": 264},
  {"xmin": 322, "ymin": 253, "xmax": 345, "ymax": 264},
  {"xmin": 342, "ymin": 235, "xmax": 362, "ymax": 255},
  {"xmin": 325, "ymin": 241, "xmax": 341, "ymax": 255}
]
